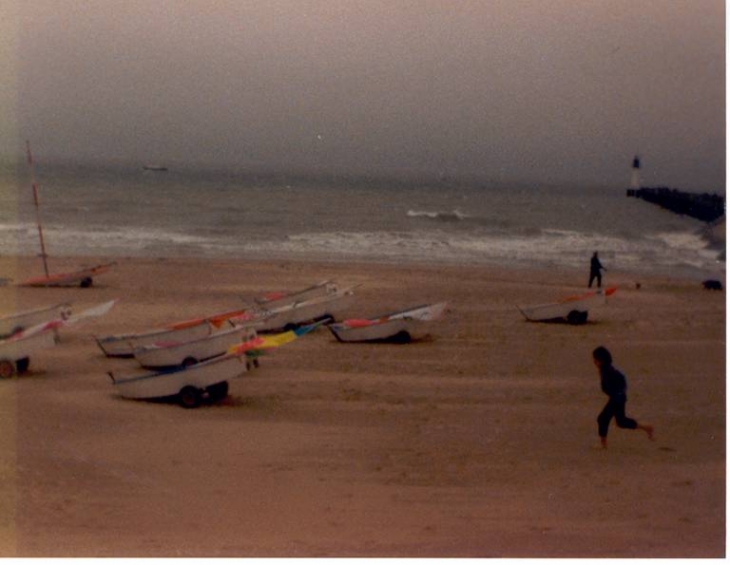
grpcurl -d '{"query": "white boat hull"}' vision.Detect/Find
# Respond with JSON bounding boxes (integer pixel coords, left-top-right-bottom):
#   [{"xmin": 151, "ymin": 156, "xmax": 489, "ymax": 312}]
[
  {"xmin": 0, "ymin": 329, "xmax": 58, "ymax": 377},
  {"xmin": 0, "ymin": 303, "xmax": 71, "ymax": 338},
  {"xmin": 110, "ymin": 352, "xmax": 249, "ymax": 402},
  {"xmin": 253, "ymin": 280, "xmax": 336, "ymax": 310},
  {"xmin": 133, "ymin": 325, "xmax": 257, "ymax": 368},
  {"xmin": 518, "ymin": 287, "xmax": 616, "ymax": 323},
  {"xmin": 96, "ymin": 321, "xmax": 213, "ymax": 358},
  {"xmin": 246, "ymin": 289, "xmax": 356, "ymax": 332},
  {"xmin": 329, "ymin": 302, "xmax": 448, "ymax": 343}
]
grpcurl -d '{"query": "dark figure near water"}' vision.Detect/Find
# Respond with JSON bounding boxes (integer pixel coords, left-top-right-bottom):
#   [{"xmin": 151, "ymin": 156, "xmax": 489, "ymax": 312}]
[
  {"xmin": 588, "ymin": 251, "xmax": 605, "ymax": 288},
  {"xmin": 593, "ymin": 346, "xmax": 653, "ymax": 449}
]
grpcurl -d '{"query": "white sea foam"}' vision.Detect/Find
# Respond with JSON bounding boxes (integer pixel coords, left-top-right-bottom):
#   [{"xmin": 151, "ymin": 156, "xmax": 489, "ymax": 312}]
[{"xmin": 406, "ymin": 209, "xmax": 468, "ymax": 221}]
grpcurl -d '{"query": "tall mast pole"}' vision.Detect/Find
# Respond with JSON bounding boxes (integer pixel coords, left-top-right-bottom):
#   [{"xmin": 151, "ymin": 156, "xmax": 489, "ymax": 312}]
[{"xmin": 25, "ymin": 140, "xmax": 50, "ymax": 277}]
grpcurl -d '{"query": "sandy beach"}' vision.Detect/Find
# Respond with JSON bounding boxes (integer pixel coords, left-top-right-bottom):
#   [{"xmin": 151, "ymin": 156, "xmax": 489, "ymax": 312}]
[{"xmin": 0, "ymin": 254, "xmax": 724, "ymax": 557}]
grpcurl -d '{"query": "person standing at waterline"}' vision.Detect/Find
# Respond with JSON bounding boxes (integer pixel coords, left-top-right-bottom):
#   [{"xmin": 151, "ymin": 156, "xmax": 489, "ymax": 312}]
[
  {"xmin": 588, "ymin": 251, "xmax": 606, "ymax": 288},
  {"xmin": 593, "ymin": 346, "xmax": 654, "ymax": 449}
]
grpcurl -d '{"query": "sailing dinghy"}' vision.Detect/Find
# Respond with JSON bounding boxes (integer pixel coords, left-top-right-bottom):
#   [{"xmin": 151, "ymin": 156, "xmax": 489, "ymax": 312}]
[
  {"xmin": 328, "ymin": 302, "xmax": 448, "ymax": 343},
  {"xmin": 19, "ymin": 263, "xmax": 115, "ymax": 288},
  {"xmin": 109, "ymin": 352, "xmax": 250, "ymax": 408},
  {"xmin": 133, "ymin": 324, "xmax": 259, "ymax": 369},
  {"xmin": 0, "ymin": 299, "xmax": 117, "ymax": 377},
  {"xmin": 251, "ymin": 280, "xmax": 337, "ymax": 310},
  {"xmin": 517, "ymin": 287, "xmax": 617, "ymax": 324},
  {"xmin": 95, "ymin": 306, "xmax": 252, "ymax": 358},
  {"xmin": 0, "ymin": 302, "xmax": 72, "ymax": 338},
  {"xmin": 18, "ymin": 141, "xmax": 114, "ymax": 288},
  {"xmin": 234, "ymin": 287, "xmax": 356, "ymax": 332}
]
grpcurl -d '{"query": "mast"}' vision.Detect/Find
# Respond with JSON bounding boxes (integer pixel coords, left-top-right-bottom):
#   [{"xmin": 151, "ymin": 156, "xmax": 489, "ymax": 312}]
[{"xmin": 25, "ymin": 140, "xmax": 50, "ymax": 277}]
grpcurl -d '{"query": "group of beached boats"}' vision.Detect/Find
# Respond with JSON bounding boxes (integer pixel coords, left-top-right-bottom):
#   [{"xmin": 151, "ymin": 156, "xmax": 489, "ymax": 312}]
[
  {"xmin": 0, "ymin": 279, "xmax": 452, "ymax": 409},
  {"xmin": 0, "ymin": 277, "xmax": 616, "ymax": 409},
  {"xmin": 96, "ymin": 281, "xmax": 450, "ymax": 408}
]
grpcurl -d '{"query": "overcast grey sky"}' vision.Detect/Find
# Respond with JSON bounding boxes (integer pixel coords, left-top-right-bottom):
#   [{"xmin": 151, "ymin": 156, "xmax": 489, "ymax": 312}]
[{"xmin": 1, "ymin": 0, "xmax": 725, "ymax": 189}]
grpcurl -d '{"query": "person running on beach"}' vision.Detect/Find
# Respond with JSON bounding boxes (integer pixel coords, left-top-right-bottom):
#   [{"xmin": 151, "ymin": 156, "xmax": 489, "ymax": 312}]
[
  {"xmin": 588, "ymin": 251, "xmax": 606, "ymax": 288},
  {"xmin": 593, "ymin": 346, "xmax": 653, "ymax": 449}
]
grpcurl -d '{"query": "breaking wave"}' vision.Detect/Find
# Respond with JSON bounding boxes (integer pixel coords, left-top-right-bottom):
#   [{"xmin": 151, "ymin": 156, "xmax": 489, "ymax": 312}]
[{"xmin": 407, "ymin": 209, "xmax": 468, "ymax": 222}]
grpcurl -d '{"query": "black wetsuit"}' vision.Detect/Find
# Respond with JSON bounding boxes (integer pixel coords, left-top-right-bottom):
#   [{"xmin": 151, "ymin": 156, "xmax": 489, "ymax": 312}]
[
  {"xmin": 597, "ymin": 364, "xmax": 637, "ymax": 438},
  {"xmin": 589, "ymin": 255, "xmax": 604, "ymax": 288}
]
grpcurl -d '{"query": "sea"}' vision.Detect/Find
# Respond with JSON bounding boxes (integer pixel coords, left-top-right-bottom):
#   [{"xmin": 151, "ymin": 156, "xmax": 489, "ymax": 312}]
[{"xmin": 0, "ymin": 161, "xmax": 724, "ymax": 281}]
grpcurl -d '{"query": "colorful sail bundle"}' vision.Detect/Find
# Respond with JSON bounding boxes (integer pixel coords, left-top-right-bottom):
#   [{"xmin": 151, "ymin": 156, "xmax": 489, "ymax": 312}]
[{"xmin": 227, "ymin": 322, "xmax": 322, "ymax": 356}]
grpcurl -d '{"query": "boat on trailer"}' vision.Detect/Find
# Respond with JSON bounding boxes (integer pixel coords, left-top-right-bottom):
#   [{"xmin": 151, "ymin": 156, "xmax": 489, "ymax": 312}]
[
  {"xmin": 96, "ymin": 320, "xmax": 214, "ymax": 358},
  {"xmin": 252, "ymin": 280, "xmax": 337, "ymax": 310},
  {"xmin": 236, "ymin": 287, "xmax": 356, "ymax": 332},
  {"xmin": 517, "ymin": 287, "xmax": 617, "ymax": 324},
  {"xmin": 0, "ymin": 327, "xmax": 58, "ymax": 378},
  {"xmin": 0, "ymin": 302, "xmax": 72, "ymax": 338},
  {"xmin": 19, "ymin": 142, "xmax": 114, "ymax": 288},
  {"xmin": 18, "ymin": 263, "xmax": 115, "ymax": 288},
  {"xmin": 0, "ymin": 299, "xmax": 117, "ymax": 377},
  {"xmin": 108, "ymin": 352, "xmax": 251, "ymax": 408},
  {"xmin": 133, "ymin": 324, "xmax": 258, "ymax": 369},
  {"xmin": 328, "ymin": 302, "xmax": 448, "ymax": 343},
  {"xmin": 95, "ymin": 305, "xmax": 256, "ymax": 358}
]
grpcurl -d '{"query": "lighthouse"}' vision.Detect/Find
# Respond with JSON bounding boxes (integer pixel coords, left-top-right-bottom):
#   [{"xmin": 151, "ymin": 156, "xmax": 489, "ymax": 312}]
[{"xmin": 630, "ymin": 155, "xmax": 641, "ymax": 189}]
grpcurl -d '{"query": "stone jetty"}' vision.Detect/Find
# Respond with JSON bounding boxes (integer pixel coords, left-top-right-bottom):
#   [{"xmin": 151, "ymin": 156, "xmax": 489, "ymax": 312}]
[{"xmin": 626, "ymin": 187, "xmax": 725, "ymax": 223}]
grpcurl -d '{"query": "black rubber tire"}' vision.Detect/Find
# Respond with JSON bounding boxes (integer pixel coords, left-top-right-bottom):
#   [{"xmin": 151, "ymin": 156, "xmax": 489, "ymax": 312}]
[
  {"xmin": 15, "ymin": 357, "xmax": 30, "ymax": 373},
  {"xmin": 179, "ymin": 386, "xmax": 201, "ymax": 408},
  {"xmin": 80, "ymin": 277, "xmax": 93, "ymax": 288},
  {"xmin": 567, "ymin": 310, "xmax": 588, "ymax": 325},
  {"xmin": 392, "ymin": 331, "xmax": 412, "ymax": 344}
]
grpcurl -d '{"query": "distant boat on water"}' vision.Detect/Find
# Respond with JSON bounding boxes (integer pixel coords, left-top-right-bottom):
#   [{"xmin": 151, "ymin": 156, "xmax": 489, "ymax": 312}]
[{"xmin": 143, "ymin": 165, "xmax": 168, "ymax": 172}]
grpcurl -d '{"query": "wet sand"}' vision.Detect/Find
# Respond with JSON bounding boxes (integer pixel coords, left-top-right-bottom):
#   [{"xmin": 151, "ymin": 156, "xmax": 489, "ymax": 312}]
[{"xmin": 0, "ymin": 255, "xmax": 724, "ymax": 557}]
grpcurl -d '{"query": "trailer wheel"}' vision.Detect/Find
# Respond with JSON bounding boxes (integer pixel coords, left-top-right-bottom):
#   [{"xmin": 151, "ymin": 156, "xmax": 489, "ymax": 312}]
[
  {"xmin": 179, "ymin": 386, "xmax": 201, "ymax": 408},
  {"xmin": 567, "ymin": 310, "xmax": 588, "ymax": 325},
  {"xmin": 207, "ymin": 381, "xmax": 229, "ymax": 402},
  {"xmin": 392, "ymin": 330, "xmax": 412, "ymax": 344},
  {"xmin": 15, "ymin": 357, "xmax": 30, "ymax": 374},
  {"xmin": 182, "ymin": 357, "xmax": 198, "ymax": 367},
  {"xmin": 0, "ymin": 360, "xmax": 16, "ymax": 379}
]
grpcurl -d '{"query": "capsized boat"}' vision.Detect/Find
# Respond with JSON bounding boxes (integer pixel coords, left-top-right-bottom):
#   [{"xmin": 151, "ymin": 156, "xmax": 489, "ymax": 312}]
[
  {"xmin": 234, "ymin": 287, "xmax": 356, "ymax": 332},
  {"xmin": 108, "ymin": 352, "xmax": 249, "ymax": 408},
  {"xmin": 517, "ymin": 287, "xmax": 617, "ymax": 324},
  {"xmin": 133, "ymin": 324, "xmax": 258, "ymax": 369},
  {"xmin": 328, "ymin": 302, "xmax": 448, "ymax": 343},
  {"xmin": 0, "ymin": 302, "xmax": 72, "ymax": 338}
]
